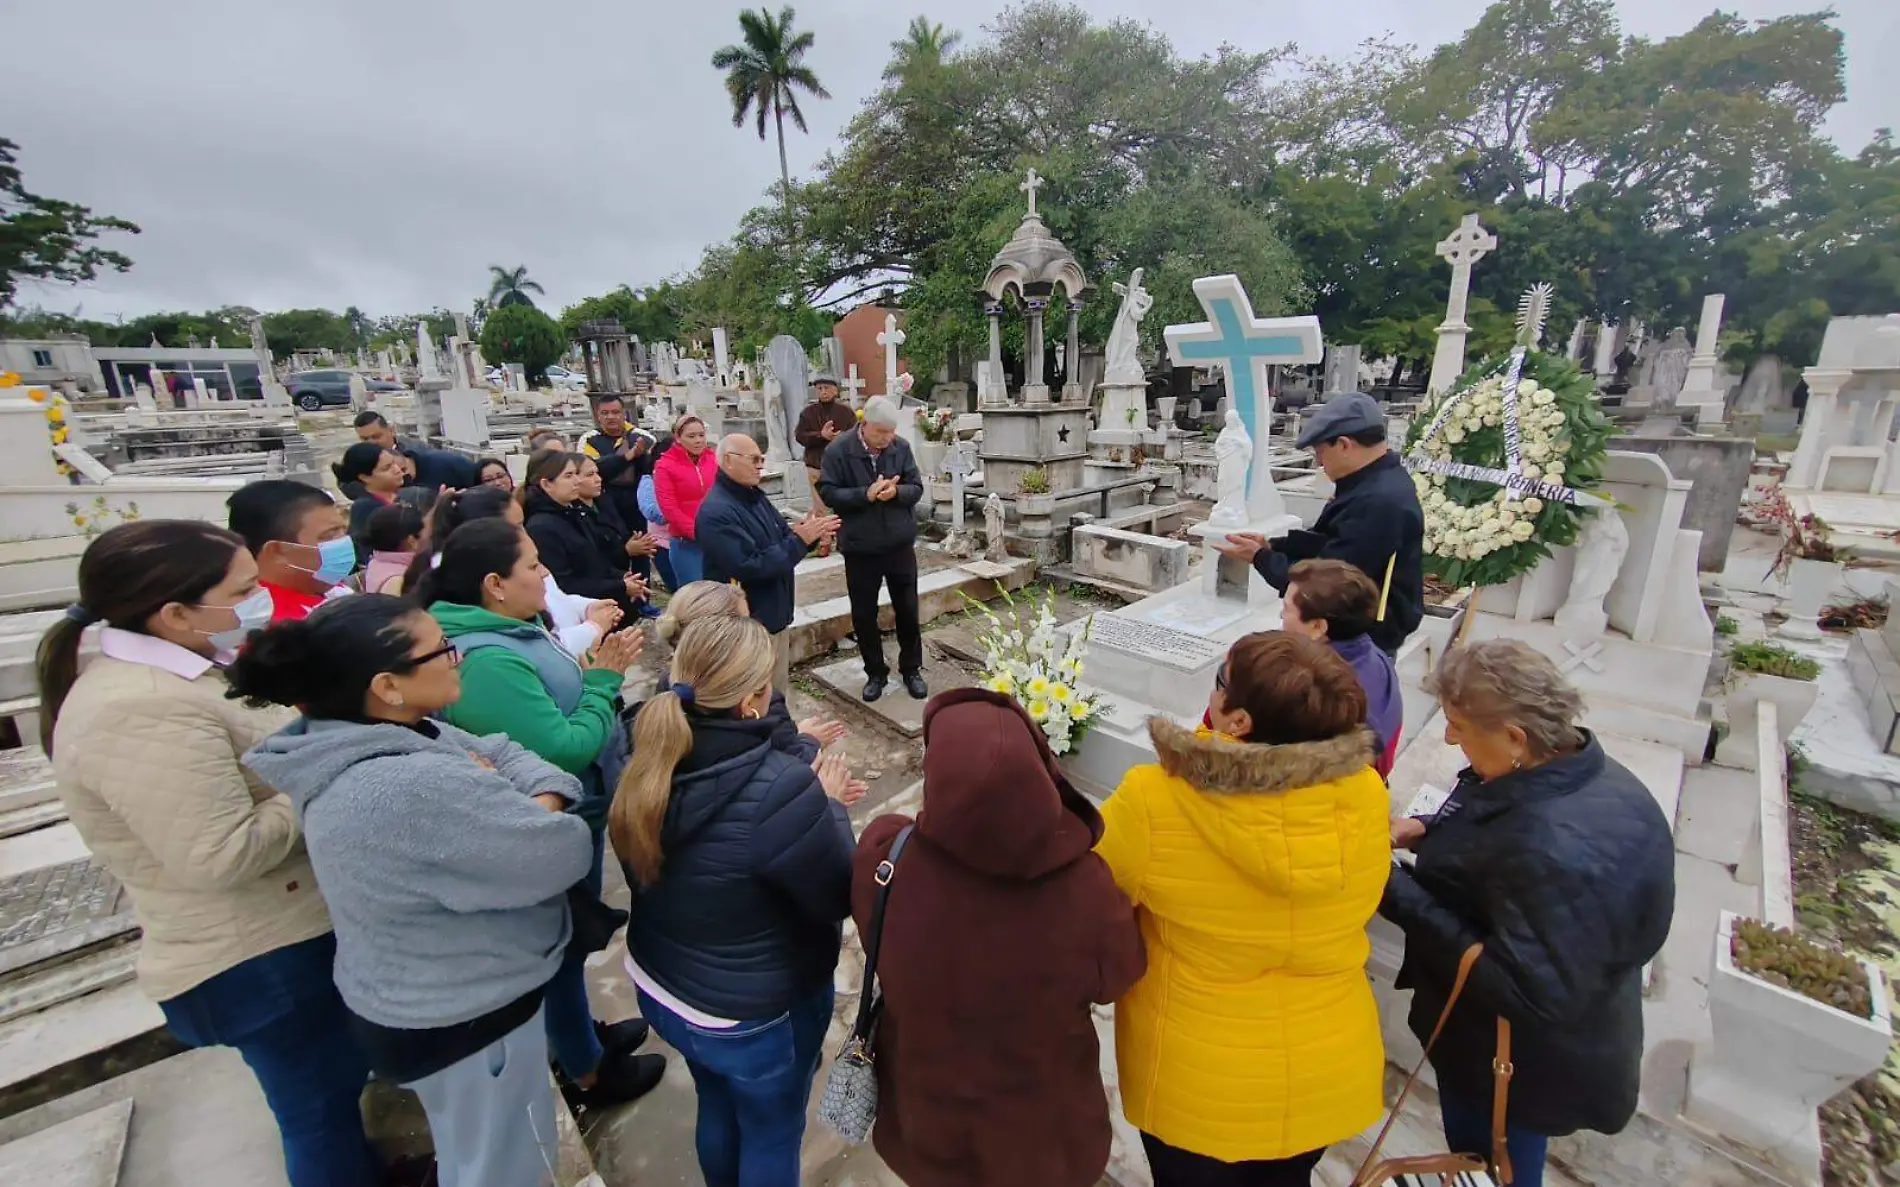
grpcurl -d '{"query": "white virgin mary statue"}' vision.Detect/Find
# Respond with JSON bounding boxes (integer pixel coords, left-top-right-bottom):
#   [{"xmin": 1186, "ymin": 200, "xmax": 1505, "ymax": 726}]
[{"xmin": 1210, "ymin": 409, "xmax": 1253, "ymax": 527}]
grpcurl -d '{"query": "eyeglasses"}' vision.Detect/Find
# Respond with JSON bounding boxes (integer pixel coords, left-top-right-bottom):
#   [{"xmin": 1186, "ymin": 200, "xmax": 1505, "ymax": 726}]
[
  {"xmin": 393, "ymin": 642, "xmax": 460, "ymax": 672},
  {"xmin": 735, "ymin": 453, "xmax": 765, "ymax": 466},
  {"xmin": 1214, "ymin": 665, "xmax": 1228, "ymax": 692}
]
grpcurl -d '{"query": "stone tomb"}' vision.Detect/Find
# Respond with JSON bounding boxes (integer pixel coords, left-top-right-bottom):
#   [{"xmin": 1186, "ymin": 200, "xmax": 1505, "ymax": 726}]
[{"xmin": 1786, "ymin": 313, "xmax": 1900, "ymax": 496}]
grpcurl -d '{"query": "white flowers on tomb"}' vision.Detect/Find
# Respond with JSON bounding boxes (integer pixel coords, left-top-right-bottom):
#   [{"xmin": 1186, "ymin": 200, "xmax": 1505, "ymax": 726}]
[{"xmin": 968, "ymin": 587, "xmax": 1101, "ymax": 755}]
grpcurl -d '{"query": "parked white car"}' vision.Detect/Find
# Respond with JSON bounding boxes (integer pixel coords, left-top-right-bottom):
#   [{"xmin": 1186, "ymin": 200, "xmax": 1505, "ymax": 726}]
[{"xmin": 543, "ymin": 365, "xmax": 588, "ymax": 391}]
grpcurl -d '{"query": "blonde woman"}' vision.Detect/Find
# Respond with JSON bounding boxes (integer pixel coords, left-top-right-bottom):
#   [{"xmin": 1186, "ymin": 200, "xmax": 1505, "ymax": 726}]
[
  {"xmin": 654, "ymin": 581, "xmax": 848, "ymax": 759},
  {"xmin": 613, "ymin": 616, "xmax": 858, "ymax": 1187}
]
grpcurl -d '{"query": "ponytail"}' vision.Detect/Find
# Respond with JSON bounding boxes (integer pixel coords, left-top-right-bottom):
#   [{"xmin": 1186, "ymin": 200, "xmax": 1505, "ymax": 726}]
[
  {"xmin": 613, "ymin": 689, "xmax": 693, "ymax": 885},
  {"xmin": 226, "ymin": 595, "xmax": 420, "ymax": 719},
  {"xmin": 36, "ymin": 520, "xmax": 243, "ymax": 756},
  {"xmin": 610, "ymin": 615, "xmax": 774, "ymax": 885},
  {"xmin": 34, "ymin": 614, "xmax": 92, "ymax": 754}
]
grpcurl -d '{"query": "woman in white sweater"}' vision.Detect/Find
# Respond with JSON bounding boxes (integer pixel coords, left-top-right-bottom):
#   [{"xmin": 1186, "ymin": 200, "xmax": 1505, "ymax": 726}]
[{"xmin": 38, "ymin": 519, "xmax": 378, "ymax": 1187}]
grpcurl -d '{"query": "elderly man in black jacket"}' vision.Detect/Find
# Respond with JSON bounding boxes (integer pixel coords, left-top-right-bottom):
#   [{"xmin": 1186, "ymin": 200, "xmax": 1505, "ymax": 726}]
[
  {"xmin": 819, "ymin": 396, "xmax": 928, "ymax": 703},
  {"xmin": 1216, "ymin": 392, "xmax": 1423, "ymax": 656},
  {"xmin": 697, "ymin": 434, "xmax": 839, "ymax": 690}
]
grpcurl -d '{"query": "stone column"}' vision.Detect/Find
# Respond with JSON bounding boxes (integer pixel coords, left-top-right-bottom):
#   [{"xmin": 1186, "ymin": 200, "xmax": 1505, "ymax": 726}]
[
  {"xmin": 1682, "ymin": 294, "xmax": 1727, "ymax": 394},
  {"xmin": 1064, "ymin": 301, "xmax": 1082, "ymax": 403},
  {"xmin": 1023, "ymin": 298, "xmax": 1049, "ymax": 404},
  {"xmin": 1787, "ymin": 371, "xmax": 1845, "ymax": 489},
  {"xmin": 983, "ymin": 303, "xmax": 1005, "ymax": 406},
  {"xmin": 1593, "ymin": 321, "xmax": 1618, "ymax": 379}
]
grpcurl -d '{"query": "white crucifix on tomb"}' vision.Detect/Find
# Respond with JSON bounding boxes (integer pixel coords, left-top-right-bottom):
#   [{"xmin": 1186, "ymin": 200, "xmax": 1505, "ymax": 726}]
[
  {"xmin": 1162, "ymin": 274, "xmax": 1323, "ymax": 527},
  {"xmin": 876, "ymin": 315, "xmax": 906, "ymax": 397},
  {"xmin": 1426, "ymin": 213, "xmax": 1497, "ymax": 395},
  {"xmin": 842, "ymin": 363, "xmax": 866, "ymax": 407},
  {"xmin": 1020, "ymin": 167, "xmax": 1043, "ymax": 217}
]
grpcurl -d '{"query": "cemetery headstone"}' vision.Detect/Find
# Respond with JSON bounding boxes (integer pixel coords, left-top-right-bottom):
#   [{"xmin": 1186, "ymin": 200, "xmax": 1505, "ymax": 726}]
[
  {"xmin": 1426, "ymin": 213, "xmax": 1496, "ymax": 394},
  {"xmin": 1323, "ymin": 344, "xmax": 1362, "ymax": 395}
]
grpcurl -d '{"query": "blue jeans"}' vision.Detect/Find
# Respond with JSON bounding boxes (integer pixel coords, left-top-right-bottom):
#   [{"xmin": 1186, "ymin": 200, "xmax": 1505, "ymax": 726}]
[
  {"xmin": 652, "ymin": 546, "xmax": 679, "ymax": 593},
  {"xmin": 546, "ymin": 825, "xmax": 608, "ymax": 1081},
  {"xmin": 1441, "ymin": 1090, "xmax": 1547, "ymax": 1187},
  {"xmin": 637, "ymin": 984, "xmax": 834, "ymax": 1187},
  {"xmin": 670, "ymin": 538, "xmax": 705, "ymax": 586},
  {"xmin": 159, "ymin": 933, "xmax": 378, "ymax": 1187}
]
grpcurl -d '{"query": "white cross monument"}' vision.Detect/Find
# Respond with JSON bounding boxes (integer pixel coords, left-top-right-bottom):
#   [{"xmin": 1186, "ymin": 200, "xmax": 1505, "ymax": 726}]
[
  {"xmin": 1163, "ymin": 274, "xmax": 1324, "ymax": 527},
  {"xmin": 1427, "ymin": 213, "xmax": 1497, "ymax": 395},
  {"xmin": 876, "ymin": 314, "xmax": 906, "ymax": 398},
  {"xmin": 1019, "ymin": 167, "xmax": 1043, "ymax": 217},
  {"xmin": 841, "ymin": 363, "xmax": 866, "ymax": 407}
]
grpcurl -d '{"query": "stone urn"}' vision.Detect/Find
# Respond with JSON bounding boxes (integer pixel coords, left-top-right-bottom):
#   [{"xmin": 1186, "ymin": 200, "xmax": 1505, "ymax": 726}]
[
  {"xmin": 1156, "ymin": 395, "xmax": 1178, "ymax": 427},
  {"xmin": 1688, "ymin": 911, "xmax": 1893, "ymax": 1178},
  {"xmin": 914, "ymin": 438, "xmax": 948, "ymax": 481}
]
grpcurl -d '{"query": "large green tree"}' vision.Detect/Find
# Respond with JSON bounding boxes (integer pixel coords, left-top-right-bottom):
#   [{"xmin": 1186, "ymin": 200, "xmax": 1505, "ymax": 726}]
[
  {"xmin": 0, "ymin": 137, "xmax": 139, "ymax": 310},
  {"xmin": 480, "ymin": 304, "xmax": 563, "ymax": 383},
  {"xmin": 712, "ymin": 6, "xmax": 831, "ymax": 199}
]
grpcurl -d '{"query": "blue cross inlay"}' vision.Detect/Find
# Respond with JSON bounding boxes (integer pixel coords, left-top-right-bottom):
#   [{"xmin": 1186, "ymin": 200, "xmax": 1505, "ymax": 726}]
[{"xmin": 1170, "ymin": 298, "xmax": 1308, "ymax": 447}]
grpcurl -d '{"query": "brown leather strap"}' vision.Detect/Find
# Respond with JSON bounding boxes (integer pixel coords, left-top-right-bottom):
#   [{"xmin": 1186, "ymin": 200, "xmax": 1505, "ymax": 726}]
[
  {"xmin": 1492, "ymin": 1017, "xmax": 1515, "ymax": 1185},
  {"xmin": 1352, "ymin": 944, "xmax": 1485, "ymax": 1185}
]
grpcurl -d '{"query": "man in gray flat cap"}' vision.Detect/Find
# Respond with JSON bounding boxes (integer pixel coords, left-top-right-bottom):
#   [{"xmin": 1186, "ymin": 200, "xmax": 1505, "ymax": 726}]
[
  {"xmin": 1216, "ymin": 391, "xmax": 1424, "ymax": 655},
  {"xmin": 794, "ymin": 373, "xmax": 857, "ymax": 520}
]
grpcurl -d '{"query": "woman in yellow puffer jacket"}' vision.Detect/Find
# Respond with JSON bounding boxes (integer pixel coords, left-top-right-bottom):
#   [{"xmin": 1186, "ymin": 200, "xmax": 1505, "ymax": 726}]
[{"xmin": 1095, "ymin": 631, "xmax": 1392, "ymax": 1186}]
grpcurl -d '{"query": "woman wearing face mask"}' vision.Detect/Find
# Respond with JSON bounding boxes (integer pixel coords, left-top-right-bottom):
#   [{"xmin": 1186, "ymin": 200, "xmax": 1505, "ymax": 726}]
[
  {"xmin": 37, "ymin": 521, "xmax": 379, "ymax": 1187},
  {"xmin": 651, "ymin": 416, "xmax": 717, "ymax": 585}
]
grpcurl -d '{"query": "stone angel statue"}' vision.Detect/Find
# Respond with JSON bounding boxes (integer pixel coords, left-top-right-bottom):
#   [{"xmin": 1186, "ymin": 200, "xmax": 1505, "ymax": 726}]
[
  {"xmin": 1103, "ymin": 268, "xmax": 1154, "ymax": 387},
  {"xmin": 1553, "ymin": 506, "xmax": 1629, "ymax": 638}
]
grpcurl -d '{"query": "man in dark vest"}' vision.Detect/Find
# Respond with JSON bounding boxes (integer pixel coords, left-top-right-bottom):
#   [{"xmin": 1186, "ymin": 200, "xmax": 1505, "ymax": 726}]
[{"xmin": 1216, "ymin": 392, "xmax": 1424, "ymax": 655}]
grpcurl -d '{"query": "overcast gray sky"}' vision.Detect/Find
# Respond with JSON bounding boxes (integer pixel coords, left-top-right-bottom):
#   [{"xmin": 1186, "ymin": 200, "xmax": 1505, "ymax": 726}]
[{"xmin": 7, "ymin": 0, "xmax": 1895, "ymax": 321}]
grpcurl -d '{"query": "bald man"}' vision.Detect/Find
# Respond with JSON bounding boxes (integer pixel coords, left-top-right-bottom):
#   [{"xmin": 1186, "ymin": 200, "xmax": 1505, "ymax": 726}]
[{"xmin": 696, "ymin": 434, "xmax": 839, "ymax": 689}]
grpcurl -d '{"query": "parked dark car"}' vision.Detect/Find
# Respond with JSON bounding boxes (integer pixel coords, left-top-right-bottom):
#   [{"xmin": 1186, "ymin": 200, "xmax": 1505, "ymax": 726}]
[{"xmin": 286, "ymin": 370, "xmax": 404, "ymax": 410}]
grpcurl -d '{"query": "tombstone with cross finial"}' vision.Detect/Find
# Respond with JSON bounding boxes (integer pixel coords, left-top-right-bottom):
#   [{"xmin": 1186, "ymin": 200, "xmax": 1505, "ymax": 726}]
[
  {"xmin": 876, "ymin": 314, "xmax": 906, "ymax": 398},
  {"xmin": 841, "ymin": 363, "xmax": 867, "ymax": 408},
  {"xmin": 1426, "ymin": 213, "xmax": 1497, "ymax": 395}
]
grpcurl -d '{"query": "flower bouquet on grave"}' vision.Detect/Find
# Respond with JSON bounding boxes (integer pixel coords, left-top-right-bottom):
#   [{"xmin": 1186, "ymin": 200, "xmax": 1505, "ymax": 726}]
[
  {"xmin": 963, "ymin": 586, "xmax": 1100, "ymax": 755},
  {"xmin": 916, "ymin": 407, "xmax": 957, "ymax": 443}
]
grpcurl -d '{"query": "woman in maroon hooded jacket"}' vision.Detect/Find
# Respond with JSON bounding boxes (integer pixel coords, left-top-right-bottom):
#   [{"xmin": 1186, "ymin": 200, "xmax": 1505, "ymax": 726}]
[{"xmin": 851, "ymin": 689, "xmax": 1146, "ymax": 1187}]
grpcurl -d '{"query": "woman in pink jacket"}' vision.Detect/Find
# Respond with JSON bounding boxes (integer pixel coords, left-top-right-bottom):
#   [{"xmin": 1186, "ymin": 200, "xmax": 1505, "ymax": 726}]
[{"xmin": 650, "ymin": 416, "xmax": 718, "ymax": 585}]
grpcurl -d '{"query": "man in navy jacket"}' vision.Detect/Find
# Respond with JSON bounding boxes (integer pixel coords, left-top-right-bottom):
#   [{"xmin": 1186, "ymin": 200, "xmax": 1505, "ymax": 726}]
[{"xmin": 697, "ymin": 434, "xmax": 839, "ymax": 688}]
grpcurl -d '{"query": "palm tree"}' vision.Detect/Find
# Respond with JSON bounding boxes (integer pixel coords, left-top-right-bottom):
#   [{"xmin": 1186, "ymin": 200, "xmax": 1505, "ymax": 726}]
[
  {"xmin": 711, "ymin": 6, "xmax": 831, "ymax": 200},
  {"xmin": 884, "ymin": 16, "xmax": 961, "ymax": 81},
  {"xmin": 487, "ymin": 265, "xmax": 544, "ymax": 310}
]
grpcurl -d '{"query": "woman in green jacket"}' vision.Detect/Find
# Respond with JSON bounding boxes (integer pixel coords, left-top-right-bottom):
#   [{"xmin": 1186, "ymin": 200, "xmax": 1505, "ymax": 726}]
[{"xmin": 413, "ymin": 517, "xmax": 663, "ymax": 1110}]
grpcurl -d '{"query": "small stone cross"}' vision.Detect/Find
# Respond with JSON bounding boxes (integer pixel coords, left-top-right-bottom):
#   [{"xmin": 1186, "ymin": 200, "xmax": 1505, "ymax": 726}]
[
  {"xmin": 1559, "ymin": 640, "xmax": 1606, "ymax": 676},
  {"xmin": 1020, "ymin": 167, "xmax": 1043, "ymax": 217},
  {"xmin": 841, "ymin": 363, "xmax": 866, "ymax": 405}
]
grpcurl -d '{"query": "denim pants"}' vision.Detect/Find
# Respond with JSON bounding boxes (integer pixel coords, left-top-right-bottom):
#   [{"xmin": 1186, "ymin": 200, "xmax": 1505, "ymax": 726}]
[
  {"xmin": 670, "ymin": 538, "xmax": 705, "ymax": 586},
  {"xmin": 545, "ymin": 825, "xmax": 607, "ymax": 1081},
  {"xmin": 159, "ymin": 933, "xmax": 378, "ymax": 1187},
  {"xmin": 637, "ymin": 984, "xmax": 834, "ymax": 1187},
  {"xmin": 1441, "ymin": 1090, "xmax": 1548, "ymax": 1187},
  {"xmin": 652, "ymin": 546, "xmax": 679, "ymax": 593},
  {"xmin": 406, "ymin": 1005, "xmax": 559, "ymax": 1187}
]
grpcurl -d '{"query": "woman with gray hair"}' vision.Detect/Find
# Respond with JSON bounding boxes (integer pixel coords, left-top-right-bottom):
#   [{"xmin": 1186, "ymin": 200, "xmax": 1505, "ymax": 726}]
[{"xmin": 1381, "ymin": 640, "xmax": 1674, "ymax": 1187}]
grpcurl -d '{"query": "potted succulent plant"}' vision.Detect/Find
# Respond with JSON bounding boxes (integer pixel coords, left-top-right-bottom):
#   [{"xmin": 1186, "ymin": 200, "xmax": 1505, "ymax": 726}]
[
  {"xmin": 1688, "ymin": 913, "xmax": 1892, "ymax": 1175},
  {"xmin": 1016, "ymin": 468, "xmax": 1056, "ymax": 518}
]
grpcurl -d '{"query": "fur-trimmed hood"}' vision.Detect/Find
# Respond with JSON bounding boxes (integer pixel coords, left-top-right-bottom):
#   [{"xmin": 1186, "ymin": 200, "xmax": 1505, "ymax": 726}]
[{"xmin": 1148, "ymin": 718, "xmax": 1377, "ymax": 796}]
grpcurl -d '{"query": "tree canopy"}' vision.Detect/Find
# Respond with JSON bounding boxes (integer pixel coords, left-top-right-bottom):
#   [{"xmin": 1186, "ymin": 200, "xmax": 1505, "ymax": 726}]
[
  {"xmin": 0, "ymin": 137, "xmax": 139, "ymax": 311},
  {"xmin": 640, "ymin": 0, "xmax": 1890, "ymax": 384},
  {"xmin": 479, "ymin": 304, "xmax": 563, "ymax": 382}
]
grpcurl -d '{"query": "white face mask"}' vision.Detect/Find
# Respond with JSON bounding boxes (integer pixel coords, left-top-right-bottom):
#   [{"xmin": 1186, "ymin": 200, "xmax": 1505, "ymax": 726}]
[{"xmin": 199, "ymin": 588, "xmax": 275, "ymax": 654}]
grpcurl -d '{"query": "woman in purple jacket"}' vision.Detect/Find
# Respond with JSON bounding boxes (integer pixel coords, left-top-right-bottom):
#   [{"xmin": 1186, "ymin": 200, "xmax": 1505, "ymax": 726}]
[{"xmin": 1281, "ymin": 559, "xmax": 1404, "ymax": 778}]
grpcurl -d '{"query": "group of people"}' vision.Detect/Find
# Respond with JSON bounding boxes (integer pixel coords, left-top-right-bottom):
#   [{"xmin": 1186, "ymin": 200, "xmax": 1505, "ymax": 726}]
[{"xmin": 33, "ymin": 384, "xmax": 1676, "ymax": 1187}]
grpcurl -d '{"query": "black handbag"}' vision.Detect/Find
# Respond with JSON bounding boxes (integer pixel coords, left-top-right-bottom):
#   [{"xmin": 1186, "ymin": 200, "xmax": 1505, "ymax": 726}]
[{"xmin": 817, "ymin": 824, "xmax": 916, "ymax": 1143}]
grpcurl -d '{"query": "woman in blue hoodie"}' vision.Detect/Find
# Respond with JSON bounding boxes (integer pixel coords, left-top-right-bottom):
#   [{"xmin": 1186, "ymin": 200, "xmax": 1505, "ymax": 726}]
[
  {"xmin": 1281, "ymin": 559, "xmax": 1405, "ymax": 778},
  {"xmin": 228, "ymin": 596, "xmax": 594, "ymax": 1187}
]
